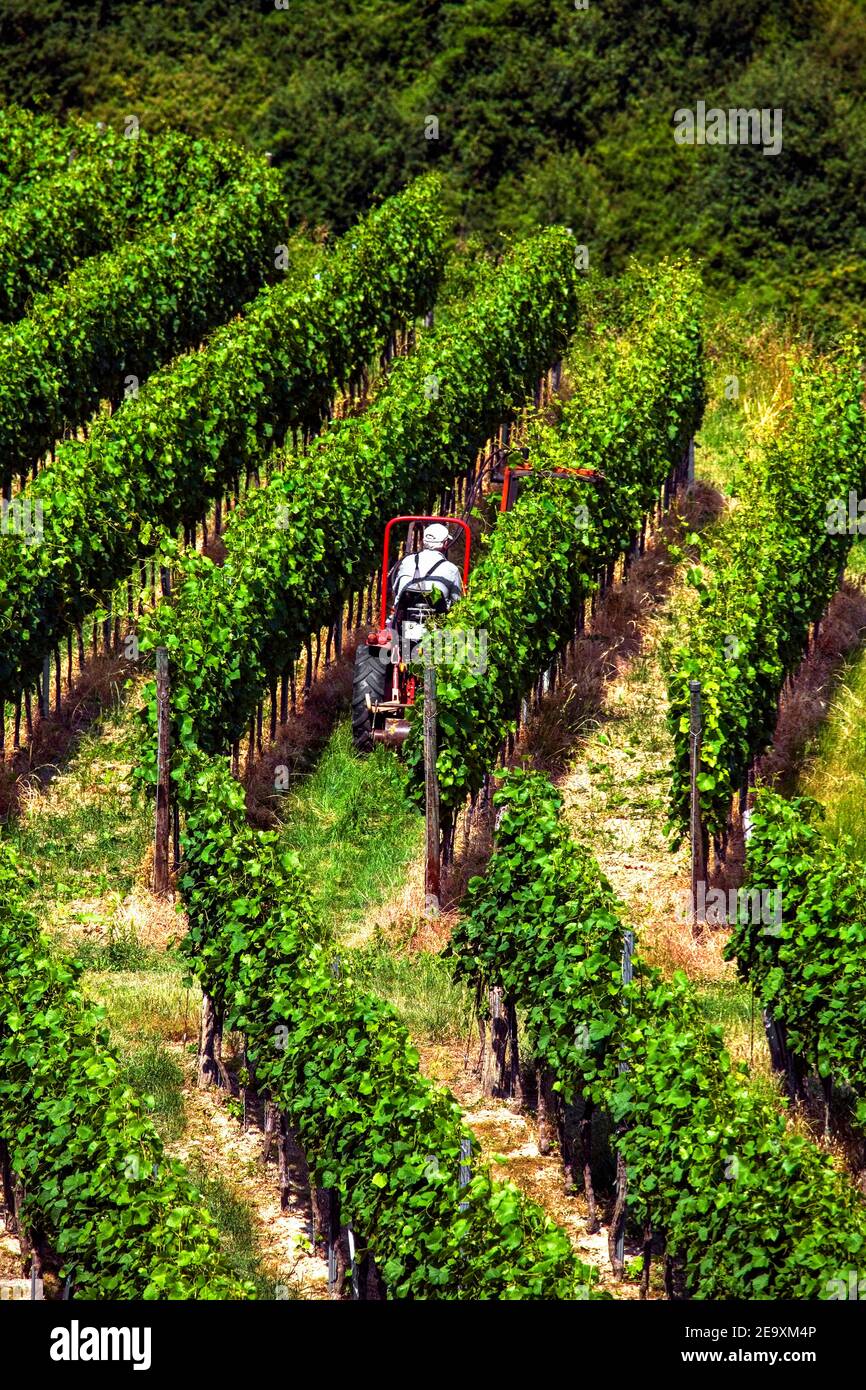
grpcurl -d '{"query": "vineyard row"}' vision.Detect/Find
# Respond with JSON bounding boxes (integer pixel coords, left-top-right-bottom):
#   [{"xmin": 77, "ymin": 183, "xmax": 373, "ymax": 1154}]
[
  {"xmin": 0, "ymin": 115, "xmax": 267, "ymax": 321},
  {"xmin": 0, "ymin": 175, "xmax": 449, "ymax": 705},
  {"xmin": 665, "ymin": 344, "xmax": 866, "ymax": 846},
  {"xmin": 454, "ymin": 768, "xmax": 866, "ymax": 1300},
  {"xmin": 0, "ymin": 163, "xmax": 293, "ymax": 493},
  {"xmin": 403, "ymin": 259, "xmax": 705, "ymax": 819}
]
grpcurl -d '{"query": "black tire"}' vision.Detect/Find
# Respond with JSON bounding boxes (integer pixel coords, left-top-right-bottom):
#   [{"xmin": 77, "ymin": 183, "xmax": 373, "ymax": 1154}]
[{"xmin": 352, "ymin": 640, "xmax": 388, "ymax": 753}]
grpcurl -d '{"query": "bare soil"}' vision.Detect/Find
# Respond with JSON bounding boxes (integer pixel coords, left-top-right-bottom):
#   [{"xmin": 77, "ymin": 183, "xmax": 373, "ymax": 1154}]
[{"xmin": 166, "ymin": 1042, "xmax": 330, "ymax": 1299}]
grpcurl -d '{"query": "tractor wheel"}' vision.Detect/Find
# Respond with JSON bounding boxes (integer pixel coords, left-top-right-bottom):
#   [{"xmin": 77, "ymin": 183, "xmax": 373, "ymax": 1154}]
[{"xmin": 352, "ymin": 641, "xmax": 387, "ymax": 753}]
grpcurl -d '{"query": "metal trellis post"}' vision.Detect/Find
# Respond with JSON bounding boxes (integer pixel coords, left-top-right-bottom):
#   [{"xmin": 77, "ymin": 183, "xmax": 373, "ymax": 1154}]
[
  {"xmin": 689, "ymin": 679, "xmax": 705, "ymax": 932},
  {"xmin": 614, "ymin": 930, "xmax": 635, "ymax": 1273}
]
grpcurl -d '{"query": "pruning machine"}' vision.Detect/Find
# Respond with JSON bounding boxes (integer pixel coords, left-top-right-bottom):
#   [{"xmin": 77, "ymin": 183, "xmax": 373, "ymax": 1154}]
[
  {"xmin": 498, "ymin": 460, "xmax": 604, "ymax": 511},
  {"xmin": 352, "ymin": 515, "xmax": 471, "ymax": 751}
]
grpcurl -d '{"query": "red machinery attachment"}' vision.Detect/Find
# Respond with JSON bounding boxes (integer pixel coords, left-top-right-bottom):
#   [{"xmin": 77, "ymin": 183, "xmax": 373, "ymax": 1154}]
[{"xmin": 499, "ymin": 463, "xmax": 603, "ymax": 512}]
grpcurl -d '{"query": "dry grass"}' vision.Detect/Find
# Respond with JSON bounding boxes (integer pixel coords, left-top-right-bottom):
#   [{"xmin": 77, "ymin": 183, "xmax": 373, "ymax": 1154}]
[
  {"xmin": 2, "ymin": 692, "xmax": 163, "ymax": 951},
  {"xmin": 0, "ymin": 1232, "xmax": 24, "ymax": 1285},
  {"xmin": 54, "ymin": 889, "xmax": 185, "ymax": 957},
  {"xmin": 739, "ymin": 327, "xmax": 800, "ymax": 443},
  {"xmin": 797, "ymin": 587, "xmax": 866, "ymax": 864},
  {"xmin": 699, "ymin": 315, "xmax": 806, "ymax": 494},
  {"xmin": 520, "ymin": 484, "xmax": 723, "ymax": 778},
  {"xmin": 750, "ymin": 575, "xmax": 866, "ymax": 795},
  {"xmin": 85, "ymin": 970, "xmax": 199, "ymax": 1044},
  {"xmin": 559, "ymin": 637, "xmax": 723, "ymax": 982},
  {"xmin": 0, "ymin": 651, "xmax": 137, "ymax": 821},
  {"xmin": 759, "ymin": 579, "xmax": 866, "ymax": 795},
  {"xmin": 342, "ymin": 850, "xmax": 431, "ymax": 950}
]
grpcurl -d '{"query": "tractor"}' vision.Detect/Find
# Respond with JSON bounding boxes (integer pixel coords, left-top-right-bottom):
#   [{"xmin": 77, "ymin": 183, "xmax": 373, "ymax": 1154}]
[
  {"xmin": 351, "ymin": 468, "xmax": 603, "ymax": 754},
  {"xmin": 352, "ymin": 515, "xmax": 471, "ymax": 752}
]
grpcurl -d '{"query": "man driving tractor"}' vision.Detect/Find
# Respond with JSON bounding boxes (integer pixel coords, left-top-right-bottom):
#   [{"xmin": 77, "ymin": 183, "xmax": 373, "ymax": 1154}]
[
  {"xmin": 390, "ymin": 522, "xmax": 464, "ymax": 613},
  {"xmin": 352, "ymin": 515, "xmax": 470, "ymax": 752}
]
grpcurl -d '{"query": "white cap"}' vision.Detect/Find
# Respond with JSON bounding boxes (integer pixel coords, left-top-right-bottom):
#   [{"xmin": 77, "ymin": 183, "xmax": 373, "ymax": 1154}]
[{"xmin": 423, "ymin": 523, "xmax": 451, "ymax": 549}]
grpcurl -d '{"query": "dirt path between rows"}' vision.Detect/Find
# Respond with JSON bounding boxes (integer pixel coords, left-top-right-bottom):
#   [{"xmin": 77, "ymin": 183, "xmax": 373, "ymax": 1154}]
[
  {"xmin": 166, "ymin": 1043, "xmax": 330, "ymax": 1299},
  {"xmin": 420, "ymin": 1041, "xmax": 653, "ymax": 1297}
]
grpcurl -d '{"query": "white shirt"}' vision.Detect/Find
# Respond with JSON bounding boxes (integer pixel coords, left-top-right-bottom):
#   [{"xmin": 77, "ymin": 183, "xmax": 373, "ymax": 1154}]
[{"xmin": 393, "ymin": 547, "xmax": 463, "ymax": 607}]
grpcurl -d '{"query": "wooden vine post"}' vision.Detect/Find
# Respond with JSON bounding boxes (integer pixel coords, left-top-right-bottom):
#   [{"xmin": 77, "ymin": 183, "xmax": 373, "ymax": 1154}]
[
  {"xmin": 423, "ymin": 646, "xmax": 441, "ymax": 917},
  {"xmin": 41, "ymin": 652, "xmax": 50, "ymax": 720},
  {"xmin": 153, "ymin": 646, "xmax": 171, "ymax": 896},
  {"xmin": 688, "ymin": 679, "xmax": 705, "ymax": 934},
  {"xmin": 197, "ymin": 994, "xmax": 220, "ymax": 1089},
  {"xmin": 479, "ymin": 985, "xmax": 509, "ymax": 1098}
]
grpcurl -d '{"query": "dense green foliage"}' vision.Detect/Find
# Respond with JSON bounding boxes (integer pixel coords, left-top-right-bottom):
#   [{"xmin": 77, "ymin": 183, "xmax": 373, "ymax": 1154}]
[
  {"xmin": 664, "ymin": 344, "xmax": 866, "ymax": 841},
  {"xmin": 2, "ymin": 1, "xmax": 863, "ymax": 328},
  {"xmin": 0, "ymin": 177, "xmax": 445, "ymax": 701},
  {"xmin": 455, "ymin": 770, "xmax": 866, "ymax": 1299},
  {"xmin": 3, "ymin": 1, "xmax": 864, "ymax": 1303},
  {"xmin": 119, "ymin": 233, "xmax": 604, "ymax": 1295},
  {"xmin": 175, "ymin": 753, "xmax": 602, "ymax": 1300},
  {"xmin": 727, "ymin": 789, "xmax": 866, "ymax": 1130},
  {"xmin": 452, "ymin": 772, "xmax": 623, "ymax": 1101},
  {"xmin": 0, "ymin": 117, "xmax": 263, "ymax": 318},
  {"xmin": 404, "ymin": 260, "xmax": 704, "ymax": 813},
  {"xmin": 137, "ymin": 227, "xmax": 584, "ymax": 762},
  {"xmin": 0, "ymin": 104, "xmax": 111, "ymax": 206},
  {"xmin": 0, "ymin": 166, "xmax": 287, "ymax": 491},
  {"xmin": 0, "ymin": 845, "xmax": 254, "ymax": 1299}
]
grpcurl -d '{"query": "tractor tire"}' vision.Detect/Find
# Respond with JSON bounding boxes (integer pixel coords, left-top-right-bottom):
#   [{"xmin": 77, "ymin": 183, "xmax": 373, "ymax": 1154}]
[{"xmin": 352, "ymin": 641, "xmax": 388, "ymax": 753}]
